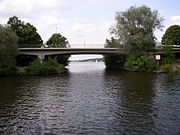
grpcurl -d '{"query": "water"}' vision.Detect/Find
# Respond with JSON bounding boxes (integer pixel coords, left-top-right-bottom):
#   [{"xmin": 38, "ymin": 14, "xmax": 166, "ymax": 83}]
[{"xmin": 0, "ymin": 62, "xmax": 180, "ymax": 135}]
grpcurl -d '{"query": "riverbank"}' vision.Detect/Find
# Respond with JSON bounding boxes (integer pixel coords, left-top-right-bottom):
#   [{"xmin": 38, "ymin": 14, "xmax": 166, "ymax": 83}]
[
  {"xmin": 0, "ymin": 60, "xmax": 180, "ymax": 77},
  {"xmin": 0, "ymin": 58, "xmax": 66, "ymax": 77}
]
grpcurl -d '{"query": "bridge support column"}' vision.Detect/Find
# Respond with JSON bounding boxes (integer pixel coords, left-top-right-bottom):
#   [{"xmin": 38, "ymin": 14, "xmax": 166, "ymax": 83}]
[{"xmin": 38, "ymin": 53, "xmax": 45, "ymax": 63}]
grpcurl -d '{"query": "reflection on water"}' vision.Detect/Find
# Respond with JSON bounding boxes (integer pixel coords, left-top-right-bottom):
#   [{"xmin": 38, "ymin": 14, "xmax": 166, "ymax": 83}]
[{"xmin": 0, "ymin": 62, "xmax": 180, "ymax": 135}]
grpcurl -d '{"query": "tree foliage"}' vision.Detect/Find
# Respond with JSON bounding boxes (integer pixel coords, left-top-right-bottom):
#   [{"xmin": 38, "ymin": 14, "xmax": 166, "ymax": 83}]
[
  {"xmin": 104, "ymin": 37, "xmax": 126, "ymax": 69},
  {"xmin": 160, "ymin": 45, "xmax": 175, "ymax": 65},
  {"xmin": 161, "ymin": 25, "xmax": 180, "ymax": 45},
  {"xmin": 125, "ymin": 55, "xmax": 156, "ymax": 72},
  {"xmin": 111, "ymin": 5, "xmax": 163, "ymax": 55},
  {"xmin": 105, "ymin": 37, "xmax": 122, "ymax": 48},
  {"xmin": 7, "ymin": 16, "xmax": 43, "ymax": 66},
  {"xmin": 7, "ymin": 16, "xmax": 43, "ymax": 47},
  {"xmin": 160, "ymin": 25, "xmax": 179, "ymax": 66},
  {"xmin": 46, "ymin": 33, "xmax": 70, "ymax": 66},
  {"xmin": 46, "ymin": 33, "xmax": 69, "ymax": 48},
  {"xmin": 0, "ymin": 25, "xmax": 18, "ymax": 69}
]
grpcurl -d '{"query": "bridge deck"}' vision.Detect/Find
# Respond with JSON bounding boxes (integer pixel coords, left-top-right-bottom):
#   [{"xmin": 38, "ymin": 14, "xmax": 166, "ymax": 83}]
[
  {"xmin": 18, "ymin": 48, "xmax": 125, "ymax": 55},
  {"xmin": 18, "ymin": 47, "xmax": 180, "ymax": 55}
]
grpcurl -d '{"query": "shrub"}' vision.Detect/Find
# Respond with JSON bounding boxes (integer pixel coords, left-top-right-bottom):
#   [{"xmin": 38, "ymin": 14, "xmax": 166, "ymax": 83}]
[
  {"xmin": 27, "ymin": 58, "xmax": 64, "ymax": 75},
  {"xmin": 125, "ymin": 55, "xmax": 156, "ymax": 72}
]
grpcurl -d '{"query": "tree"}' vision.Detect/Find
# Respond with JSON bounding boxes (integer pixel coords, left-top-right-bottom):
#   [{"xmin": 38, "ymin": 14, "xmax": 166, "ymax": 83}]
[
  {"xmin": 46, "ymin": 33, "xmax": 69, "ymax": 48},
  {"xmin": 111, "ymin": 5, "xmax": 163, "ymax": 55},
  {"xmin": 105, "ymin": 37, "xmax": 122, "ymax": 48},
  {"xmin": 8, "ymin": 16, "xmax": 43, "ymax": 66},
  {"xmin": 160, "ymin": 25, "xmax": 179, "ymax": 65},
  {"xmin": 46, "ymin": 33, "xmax": 70, "ymax": 66},
  {"xmin": 7, "ymin": 16, "xmax": 43, "ymax": 47},
  {"xmin": 0, "ymin": 25, "xmax": 18, "ymax": 69},
  {"xmin": 161, "ymin": 25, "xmax": 180, "ymax": 45},
  {"xmin": 104, "ymin": 37, "xmax": 126, "ymax": 69}
]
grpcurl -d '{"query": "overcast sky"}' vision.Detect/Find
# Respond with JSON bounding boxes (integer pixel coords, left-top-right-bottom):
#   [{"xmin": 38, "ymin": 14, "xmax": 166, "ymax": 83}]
[{"xmin": 1, "ymin": 0, "xmax": 180, "ymax": 59}]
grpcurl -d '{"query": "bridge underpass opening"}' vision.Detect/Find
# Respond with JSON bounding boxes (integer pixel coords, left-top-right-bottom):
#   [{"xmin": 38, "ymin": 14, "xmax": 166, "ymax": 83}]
[
  {"xmin": 69, "ymin": 54, "xmax": 103, "ymax": 61},
  {"xmin": 68, "ymin": 54, "xmax": 105, "ymax": 72}
]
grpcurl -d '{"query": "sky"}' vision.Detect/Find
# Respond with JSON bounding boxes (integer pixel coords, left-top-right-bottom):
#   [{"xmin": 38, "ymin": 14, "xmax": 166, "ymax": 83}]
[{"xmin": 0, "ymin": 0, "xmax": 180, "ymax": 59}]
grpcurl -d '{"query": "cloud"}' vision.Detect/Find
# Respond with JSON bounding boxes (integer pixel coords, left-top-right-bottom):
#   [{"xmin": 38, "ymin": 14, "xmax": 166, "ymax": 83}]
[
  {"xmin": 155, "ymin": 15, "xmax": 180, "ymax": 42},
  {"xmin": 26, "ymin": 16, "xmax": 112, "ymax": 46},
  {"xmin": 170, "ymin": 16, "xmax": 180, "ymax": 24},
  {"xmin": 0, "ymin": 16, "xmax": 7, "ymax": 24},
  {"xmin": 0, "ymin": 0, "xmax": 114, "ymax": 46},
  {"xmin": 163, "ymin": 15, "xmax": 180, "ymax": 32}
]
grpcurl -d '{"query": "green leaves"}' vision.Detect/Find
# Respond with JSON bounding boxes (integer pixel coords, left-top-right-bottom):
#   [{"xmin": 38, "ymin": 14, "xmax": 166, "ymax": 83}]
[
  {"xmin": 27, "ymin": 58, "xmax": 64, "ymax": 75},
  {"xmin": 104, "ymin": 37, "xmax": 126, "ymax": 69},
  {"xmin": 46, "ymin": 33, "xmax": 70, "ymax": 66},
  {"xmin": 111, "ymin": 5, "xmax": 163, "ymax": 55},
  {"xmin": 125, "ymin": 55, "xmax": 156, "ymax": 72},
  {"xmin": 0, "ymin": 25, "xmax": 18, "ymax": 69},
  {"xmin": 7, "ymin": 16, "xmax": 43, "ymax": 47},
  {"xmin": 162, "ymin": 25, "xmax": 180, "ymax": 45},
  {"xmin": 46, "ymin": 33, "xmax": 69, "ymax": 48}
]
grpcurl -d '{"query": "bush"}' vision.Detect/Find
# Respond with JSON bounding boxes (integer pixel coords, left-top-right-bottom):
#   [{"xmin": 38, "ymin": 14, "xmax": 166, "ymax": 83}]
[
  {"xmin": 27, "ymin": 58, "xmax": 64, "ymax": 75},
  {"xmin": 125, "ymin": 55, "xmax": 156, "ymax": 72}
]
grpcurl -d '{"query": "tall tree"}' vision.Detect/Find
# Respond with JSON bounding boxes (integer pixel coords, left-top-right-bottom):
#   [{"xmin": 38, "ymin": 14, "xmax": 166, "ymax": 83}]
[
  {"xmin": 46, "ymin": 33, "xmax": 70, "ymax": 66},
  {"xmin": 111, "ymin": 5, "xmax": 163, "ymax": 55},
  {"xmin": 0, "ymin": 25, "xmax": 18, "ymax": 68},
  {"xmin": 161, "ymin": 25, "xmax": 180, "ymax": 45},
  {"xmin": 7, "ymin": 16, "xmax": 43, "ymax": 47},
  {"xmin": 8, "ymin": 16, "xmax": 43, "ymax": 66},
  {"xmin": 160, "ymin": 25, "xmax": 179, "ymax": 65},
  {"xmin": 46, "ymin": 33, "xmax": 69, "ymax": 48}
]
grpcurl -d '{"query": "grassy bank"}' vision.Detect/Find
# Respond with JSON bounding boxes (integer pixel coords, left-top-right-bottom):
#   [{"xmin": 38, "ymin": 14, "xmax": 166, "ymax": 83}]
[{"xmin": 159, "ymin": 61, "xmax": 180, "ymax": 73}]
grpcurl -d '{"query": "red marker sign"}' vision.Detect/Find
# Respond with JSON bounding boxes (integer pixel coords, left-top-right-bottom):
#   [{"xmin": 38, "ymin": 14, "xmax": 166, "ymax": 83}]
[{"xmin": 155, "ymin": 54, "xmax": 161, "ymax": 60}]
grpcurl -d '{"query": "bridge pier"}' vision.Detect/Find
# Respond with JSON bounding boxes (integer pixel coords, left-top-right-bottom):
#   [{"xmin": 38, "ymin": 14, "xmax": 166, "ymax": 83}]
[{"xmin": 38, "ymin": 53, "xmax": 45, "ymax": 63}]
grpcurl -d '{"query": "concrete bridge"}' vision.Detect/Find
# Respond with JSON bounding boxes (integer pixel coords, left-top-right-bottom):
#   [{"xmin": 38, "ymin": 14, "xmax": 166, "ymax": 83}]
[
  {"xmin": 18, "ymin": 48, "xmax": 125, "ymax": 61},
  {"xmin": 18, "ymin": 47, "xmax": 180, "ymax": 61}
]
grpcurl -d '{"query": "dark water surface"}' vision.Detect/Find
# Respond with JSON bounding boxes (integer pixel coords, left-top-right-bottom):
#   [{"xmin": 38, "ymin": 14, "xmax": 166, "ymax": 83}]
[{"xmin": 0, "ymin": 62, "xmax": 180, "ymax": 135}]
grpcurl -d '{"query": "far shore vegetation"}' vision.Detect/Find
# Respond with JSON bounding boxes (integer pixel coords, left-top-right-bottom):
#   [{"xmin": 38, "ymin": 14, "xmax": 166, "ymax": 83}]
[{"xmin": 0, "ymin": 5, "xmax": 180, "ymax": 77}]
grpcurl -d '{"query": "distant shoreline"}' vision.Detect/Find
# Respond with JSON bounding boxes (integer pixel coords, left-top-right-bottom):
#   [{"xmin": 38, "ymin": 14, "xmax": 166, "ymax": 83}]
[{"xmin": 70, "ymin": 58, "xmax": 103, "ymax": 62}]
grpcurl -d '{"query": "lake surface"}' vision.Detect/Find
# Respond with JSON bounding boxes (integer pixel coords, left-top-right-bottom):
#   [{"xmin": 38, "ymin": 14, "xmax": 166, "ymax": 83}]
[{"xmin": 0, "ymin": 62, "xmax": 180, "ymax": 135}]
